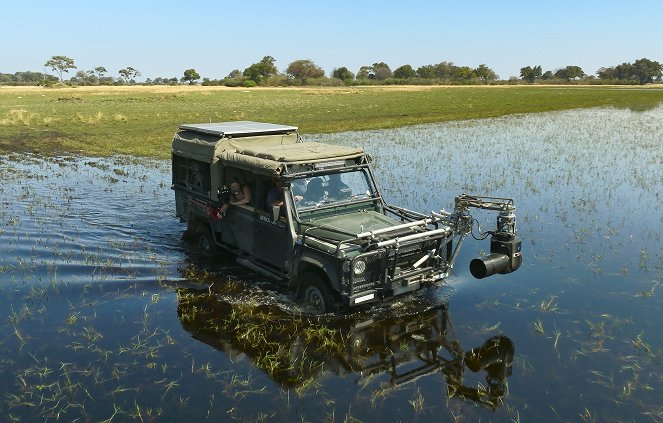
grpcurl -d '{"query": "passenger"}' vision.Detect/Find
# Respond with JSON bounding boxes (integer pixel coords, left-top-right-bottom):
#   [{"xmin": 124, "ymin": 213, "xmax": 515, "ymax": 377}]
[
  {"xmin": 221, "ymin": 178, "xmax": 251, "ymax": 217},
  {"xmin": 266, "ymin": 178, "xmax": 285, "ymax": 209},
  {"xmin": 304, "ymin": 177, "xmax": 325, "ymax": 202},
  {"xmin": 228, "ymin": 178, "xmax": 251, "ymax": 206},
  {"xmin": 328, "ymin": 174, "xmax": 351, "ymax": 199}
]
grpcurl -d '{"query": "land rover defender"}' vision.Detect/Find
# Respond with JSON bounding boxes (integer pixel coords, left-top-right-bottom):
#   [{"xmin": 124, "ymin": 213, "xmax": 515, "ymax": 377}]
[{"xmin": 172, "ymin": 121, "xmax": 521, "ymax": 313}]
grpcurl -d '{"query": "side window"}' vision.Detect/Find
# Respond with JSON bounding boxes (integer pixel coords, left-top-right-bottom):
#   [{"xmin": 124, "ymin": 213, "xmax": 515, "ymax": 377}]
[
  {"xmin": 173, "ymin": 156, "xmax": 210, "ymax": 194},
  {"xmin": 223, "ymin": 167, "xmax": 257, "ymax": 208}
]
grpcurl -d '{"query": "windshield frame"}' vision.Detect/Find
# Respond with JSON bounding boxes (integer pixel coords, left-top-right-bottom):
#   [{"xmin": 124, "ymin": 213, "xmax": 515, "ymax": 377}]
[{"xmin": 289, "ymin": 167, "xmax": 380, "ymax": 215}]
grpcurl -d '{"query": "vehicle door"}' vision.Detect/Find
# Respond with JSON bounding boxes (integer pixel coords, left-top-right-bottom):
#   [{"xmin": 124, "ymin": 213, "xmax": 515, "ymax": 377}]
[
  {"xmin": 253, "ymin": 179, "xmax": 291, "ymax": 271},
  {"xmin": 222, "ymin": 205, "xmax": 255, "ymax": 252}
]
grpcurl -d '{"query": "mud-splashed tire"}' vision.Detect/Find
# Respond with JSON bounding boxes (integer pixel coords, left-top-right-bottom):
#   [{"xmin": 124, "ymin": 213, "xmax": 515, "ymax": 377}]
[
  {"xmin": 196, "ymin": 226, "xmax": 216, "ymax": 256},
  {"xmin": 300, "ymin": 272, "xmax": 336, "ymax": 314}
]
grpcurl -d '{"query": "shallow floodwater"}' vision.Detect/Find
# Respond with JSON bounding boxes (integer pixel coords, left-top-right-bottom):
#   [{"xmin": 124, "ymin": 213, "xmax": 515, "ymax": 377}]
[{"xmin": 1, "ymin": 106, "xmax": 662, "ymax": 422}]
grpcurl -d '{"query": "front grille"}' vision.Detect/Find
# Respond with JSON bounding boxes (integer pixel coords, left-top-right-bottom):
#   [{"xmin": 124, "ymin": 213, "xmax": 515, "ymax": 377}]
[
  {"xmin": 351, "ymin": 250, "xmax": 385, "ymax": 294},
  {"xmin": 349, "ymin": 239, "xmax": 451, "ymax": 294}
]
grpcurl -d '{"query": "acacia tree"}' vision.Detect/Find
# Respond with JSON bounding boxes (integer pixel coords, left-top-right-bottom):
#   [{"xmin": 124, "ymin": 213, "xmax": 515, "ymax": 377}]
[
  {"xmin": 94, "ymin": 66, "xmax": 107, "ymax": 79},
  {"xmin": 182, "ymin": 68, "xmax": 201, "ymax": 85},
  {"xmin": 45, "ymin": 55, "xmax": 76, "ymax": 82},
  {"xmin": 119, "ymin": 67, "xmax": 140, "ymax": 83},
  {"xmin": 286, "ymin": 59, "xmax": 324, "ymax": 85}
]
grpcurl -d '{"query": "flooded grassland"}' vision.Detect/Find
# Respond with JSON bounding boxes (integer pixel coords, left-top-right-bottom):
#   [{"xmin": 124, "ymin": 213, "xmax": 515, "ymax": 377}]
[{"xmin": 1, "ymin": 105, "xmax": 663, "ymax": 422}]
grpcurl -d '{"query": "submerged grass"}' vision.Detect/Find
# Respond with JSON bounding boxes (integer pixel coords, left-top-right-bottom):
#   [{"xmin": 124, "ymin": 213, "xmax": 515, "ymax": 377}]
[
  {"xmin": 1, "ymin": 85, "xmax": 663, "ymax": 158},
  {"xmin": 2, "ymin": 105, "xmax": 663, "ymax": 421}
]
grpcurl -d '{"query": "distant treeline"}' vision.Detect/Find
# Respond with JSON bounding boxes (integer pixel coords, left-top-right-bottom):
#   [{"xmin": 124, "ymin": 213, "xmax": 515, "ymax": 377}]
[{"xmin": 2, "ymin": 56, "xmax": 661, "ymax": 87}]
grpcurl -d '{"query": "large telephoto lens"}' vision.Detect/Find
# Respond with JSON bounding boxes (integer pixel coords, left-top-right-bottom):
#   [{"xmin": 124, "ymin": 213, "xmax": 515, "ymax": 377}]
[{"xmin": 470, "ymin": 253, "xmax": 509, "ymax": 279}]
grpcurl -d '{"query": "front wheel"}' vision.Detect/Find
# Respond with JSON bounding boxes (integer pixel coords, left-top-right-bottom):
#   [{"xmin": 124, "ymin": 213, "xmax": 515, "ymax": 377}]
[
  {"xmin": 300, "ymin": 273, "xmax": 336, "ymax": 314},
  {"xmin": 196, "ymin": 225, "xmax": 216, "ymax": 256}
]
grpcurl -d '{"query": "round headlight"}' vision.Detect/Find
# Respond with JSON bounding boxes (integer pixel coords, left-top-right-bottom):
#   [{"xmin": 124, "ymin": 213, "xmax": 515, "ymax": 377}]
[{"xmin": 353, "ymin": 259, "xmax": 366, "ymax": 275}]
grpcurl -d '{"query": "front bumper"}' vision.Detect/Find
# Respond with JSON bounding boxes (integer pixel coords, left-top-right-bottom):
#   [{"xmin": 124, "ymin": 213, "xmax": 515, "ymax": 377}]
[{"xmin": 346, "ymin": 268, "xmax": 448, "ymax": 307}]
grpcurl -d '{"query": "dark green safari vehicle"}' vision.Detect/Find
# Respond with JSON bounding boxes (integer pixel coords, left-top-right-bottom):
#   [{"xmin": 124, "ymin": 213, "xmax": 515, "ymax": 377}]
[{"xmin": 172, "ymin": 121, "xmax": 522, "ymax": 313}]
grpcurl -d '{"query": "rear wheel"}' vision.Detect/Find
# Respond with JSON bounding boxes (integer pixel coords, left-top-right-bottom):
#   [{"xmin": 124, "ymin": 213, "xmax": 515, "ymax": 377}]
[
  {"xmin": 300, "ymin": 272, "xmax": 336, "ymax": 314},
  {"xmin": 196, "ymin": 225, "xmax": 216, "ymax": 256}
]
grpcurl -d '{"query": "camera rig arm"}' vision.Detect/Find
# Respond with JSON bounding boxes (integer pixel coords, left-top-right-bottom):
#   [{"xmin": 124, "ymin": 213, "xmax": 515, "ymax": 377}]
[{"xmin": 453, "ymin": 194, "xmax": 517, "ymax": 236}]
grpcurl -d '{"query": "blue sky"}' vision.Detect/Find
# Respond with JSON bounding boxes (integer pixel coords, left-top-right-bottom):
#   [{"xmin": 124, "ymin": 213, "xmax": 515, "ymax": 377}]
[{"xmin": 2, "ymin": 0, "xmax": 662, "ymax": 81}]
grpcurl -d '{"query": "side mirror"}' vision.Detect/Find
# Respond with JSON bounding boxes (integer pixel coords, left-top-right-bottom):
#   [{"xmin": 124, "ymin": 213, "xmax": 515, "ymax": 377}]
[{"xmin": 272, "ymin": 205, "xmax": 281, "ymax": 221}]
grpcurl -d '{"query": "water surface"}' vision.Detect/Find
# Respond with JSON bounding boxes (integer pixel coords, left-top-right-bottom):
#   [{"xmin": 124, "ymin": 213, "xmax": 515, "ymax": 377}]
[{"xmin": 1, "ymin": 106, "xmax": 662, "ymax": 422}]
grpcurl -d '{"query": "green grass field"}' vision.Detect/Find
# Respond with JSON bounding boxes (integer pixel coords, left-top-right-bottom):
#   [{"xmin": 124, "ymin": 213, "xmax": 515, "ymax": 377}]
[{"xmin": 2, "ymin": 85, "xmax": 663, "ymax": 158}]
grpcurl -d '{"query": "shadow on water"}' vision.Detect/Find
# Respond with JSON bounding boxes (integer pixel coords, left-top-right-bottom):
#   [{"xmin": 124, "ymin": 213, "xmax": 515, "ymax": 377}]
[{"xmin": 176, "ymin": 278, "xmax": 515, "ymax": 410}]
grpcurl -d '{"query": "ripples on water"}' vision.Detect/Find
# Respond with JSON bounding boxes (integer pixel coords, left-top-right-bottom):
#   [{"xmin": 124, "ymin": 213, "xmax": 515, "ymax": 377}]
[{"xmin": 1, "ymin": 106, "xmax": 662, "ymax": 422}]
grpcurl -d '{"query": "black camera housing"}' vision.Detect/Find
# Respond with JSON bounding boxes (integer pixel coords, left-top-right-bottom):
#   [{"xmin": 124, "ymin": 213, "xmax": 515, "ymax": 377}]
[
  {"xmin": 469, "ymin": 233, "xmax": 522, "ymax": 279},
  {"xmin": 217, "ymin": 186, "xmax": 231, "ymax": 203}
]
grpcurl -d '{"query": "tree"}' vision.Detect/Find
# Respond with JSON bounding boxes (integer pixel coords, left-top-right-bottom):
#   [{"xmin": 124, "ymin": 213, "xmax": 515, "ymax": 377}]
[
  {"xmin": 416, "ymin": 65, "xmax": 435, "ymax": 79},
  {"xmin": 452, "ymin": 65, "xmax": 474, "ymax": 81},
  {"xmin": 74, "ymin": 70, "xmax": 89, "ymax": 85},
  {"xmin": 118, "ymin": 67, "xmax": 140, "ymax": 83},
  {"xmin": 554, "ymin": 65, "xmax": 585, "ymax": 81},
  {"xmin": 243, "ymin": 56, "xmax": 278, "ymax": 84},
  {"xmin": 520, "ymin": 65, "xmax": 542, "ymax": 83},
  {"xmin": 94, "ymin": 66, "xmax": 107, "ymax": 79},
  {"xmin": 3, "ymin": 71, "xmax": 57, "ymax": 85},
  {"xmin": 356, "ymin": 65, "xmax": 373, "ymax": 80},
  {"xmin": 632, "ymin": 58, "xmax": 662, "ymax": 84},
  {"xmin": 227, "ymin": 69, "xmax": 242, "ymax": 78},
  {"xmin": 182, "ymin": 68, "xmax": 201, "ymax": 85},
  {"xmin": 44, "ymin": 55, "xmax": 76, "ymax": 82},
  {"xmin": 286, "ymin": 59, "xmax": 324, "ymax": 85},
  {"xmin": 612, "ymin": 63, "xmax": 634, "ymax": 81},
  {"xmin": 372, "ymin": 62, "xmax": 392, "ymax": 80},
  {"xmin": 599, "ymin": 59, "xmax": 662, "ymax": 84},
  {"xmin": 597, "ymin": 67, "xmax": 617, "ymax": 80},
  {"xmin": 473, "ymin": 64, "xmax": 498, "ymax": 84},
  {"xmin": 434, "ymin": 62, "xmax": 455, "ymax": 80},
  {"xmin": 332, "ymin": 67, "xmax": 354, "ymax": 81},
  {"xmin": 393, "ymin": 64, "xmax": 416, "ymax": 79}
]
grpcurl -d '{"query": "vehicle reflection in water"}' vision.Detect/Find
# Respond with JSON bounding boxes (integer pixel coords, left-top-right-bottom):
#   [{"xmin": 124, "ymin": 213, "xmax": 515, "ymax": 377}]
[{"xmin": 176, "ymin": 283, "xmax": 514, "ymax": 410}]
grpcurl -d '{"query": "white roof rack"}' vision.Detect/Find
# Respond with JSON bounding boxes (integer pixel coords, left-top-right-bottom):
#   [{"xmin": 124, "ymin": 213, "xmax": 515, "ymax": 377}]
[{"xmin": 178, "ymin": 121, "xmax": 298, "ymax": 137}]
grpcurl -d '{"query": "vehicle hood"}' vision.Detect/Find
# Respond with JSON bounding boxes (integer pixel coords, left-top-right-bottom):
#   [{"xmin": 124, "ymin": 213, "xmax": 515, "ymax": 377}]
[{"xmin": 299, "ymin": 210, "xmax": 403, "ymax": 242}]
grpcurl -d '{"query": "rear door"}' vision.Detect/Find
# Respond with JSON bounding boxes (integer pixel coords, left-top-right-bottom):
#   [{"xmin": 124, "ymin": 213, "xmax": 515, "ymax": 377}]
[{"xmin": 222, "ymin": 205, "xmax": 255, "ymax": 252}]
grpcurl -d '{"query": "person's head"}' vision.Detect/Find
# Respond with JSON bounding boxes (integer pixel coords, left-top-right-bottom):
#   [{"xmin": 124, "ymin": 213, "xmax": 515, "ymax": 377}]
[{"xmin": 272, "ymin": 178, "xmax": 282, "ymax": 189}]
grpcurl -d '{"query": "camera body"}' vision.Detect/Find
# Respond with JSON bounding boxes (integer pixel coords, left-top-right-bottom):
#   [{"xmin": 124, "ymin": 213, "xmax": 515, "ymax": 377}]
[
  {"xmin": 469, "ymin": 232, "xmax": 522, "ymax": 279},
  {"xmin": 217, "ymin": 185, "xmax": 231, "ymax": 203}
]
